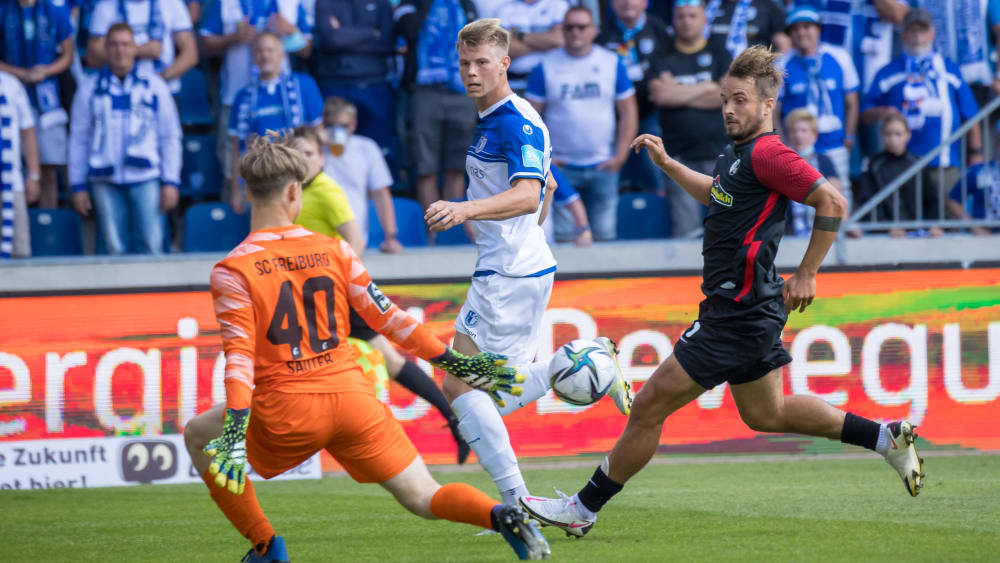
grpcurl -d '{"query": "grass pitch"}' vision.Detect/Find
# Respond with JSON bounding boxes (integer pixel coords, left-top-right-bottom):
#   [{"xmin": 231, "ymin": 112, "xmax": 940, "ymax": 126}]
[{"xmin": 4, "ymin": 453, "xmax": 999, "ymax": 562}]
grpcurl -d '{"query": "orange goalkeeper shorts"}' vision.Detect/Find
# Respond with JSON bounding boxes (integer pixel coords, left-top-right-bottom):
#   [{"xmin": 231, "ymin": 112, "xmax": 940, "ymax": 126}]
[{"xmin": 246, "ymin": 389, "xmax": 418, "ymax": 483}]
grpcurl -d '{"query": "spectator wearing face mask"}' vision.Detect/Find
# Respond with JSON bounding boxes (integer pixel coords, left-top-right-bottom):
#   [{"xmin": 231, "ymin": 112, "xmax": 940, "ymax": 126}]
[
  {"xmin": 321, "ymin": 96, "xmax": 401, "ymax": 254},
  {"xmin": 862, "ymin": 7, "xmax": 982, "ymax": 196}
]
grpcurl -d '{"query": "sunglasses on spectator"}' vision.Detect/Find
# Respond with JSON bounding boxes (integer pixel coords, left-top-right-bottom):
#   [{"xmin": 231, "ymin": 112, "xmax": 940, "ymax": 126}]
[
  {"xmin": 674, "ymin": 0, "xmax": 704, "ymax": 6},
  {"xmin": 564, "ymin": 23, "xmax": 592, "ymax": 31}
]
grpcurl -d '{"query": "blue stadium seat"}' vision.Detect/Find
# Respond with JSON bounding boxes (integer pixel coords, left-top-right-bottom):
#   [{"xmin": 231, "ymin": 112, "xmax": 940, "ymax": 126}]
[
  {"xmin": 617, "ymin": 193, "xmax": 671, "ymax": 240},
  {"xmin": 182, "ymin": 203, "xmax": 250, "ymax": 252},
  {"xmin": 367, "ymin": 197, "xmax": 428, "ymax": 248},
  {"xmin": 434, "ymin": 225, "xmax": 473, "ymax": 245},
  {"xmin": 180, "ymin": 134, "xmax": 222, "ymax": 200},
  {"xmin": 176, "ymin": 68, "xmax": 213, "ymax": 126},
  {"xmin": 28, "ymin": 209, "xmax": 84, "ymax": 256}
]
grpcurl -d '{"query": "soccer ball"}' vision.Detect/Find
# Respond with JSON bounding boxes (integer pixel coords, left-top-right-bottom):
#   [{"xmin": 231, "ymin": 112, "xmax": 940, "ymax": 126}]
[{"xmin": 548, "ymin": 339, "xmax": 617, "ymax": 406}]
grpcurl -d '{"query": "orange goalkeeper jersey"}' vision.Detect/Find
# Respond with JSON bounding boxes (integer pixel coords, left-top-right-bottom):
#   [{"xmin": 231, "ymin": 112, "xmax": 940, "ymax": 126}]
[{"xmin": 210, "ymin": 225, "xmax": 447, "ymax": 410}]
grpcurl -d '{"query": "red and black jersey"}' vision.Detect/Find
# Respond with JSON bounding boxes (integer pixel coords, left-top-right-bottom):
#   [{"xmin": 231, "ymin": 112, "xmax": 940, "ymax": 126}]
[{"xmin": 701, "ymin": 132, "xmax": 826, "ymax": 308}]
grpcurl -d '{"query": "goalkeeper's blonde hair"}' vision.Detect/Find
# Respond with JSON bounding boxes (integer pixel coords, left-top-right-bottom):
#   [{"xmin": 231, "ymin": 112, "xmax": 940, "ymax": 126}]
[{"xmin": 239, "ymin": 131, "xmax": 309, "ymax": 201}]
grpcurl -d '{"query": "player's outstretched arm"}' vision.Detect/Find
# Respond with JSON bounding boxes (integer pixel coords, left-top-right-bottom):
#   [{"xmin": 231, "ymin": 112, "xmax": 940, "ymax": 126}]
[
  {"xmin": 630, "ymin": 134, "xmax": 712, "ymax": 205},
  {"xmin": 203, "ymin": 407, "xmax": 250, "ymax": 495},
  {"xmin": 338, "ymin": 240, "xmax": 524, "ymax": 402},
  {"xmin": 205, "ymin": 265, "xmax": 258, "ymax": 494},
  {"xmin": 424, "ymin": 178, "xmax": 542, "ymax": 231},
  {"xmin": 784, "ymin": 181, "xmax": 847, "ymax": 313}
]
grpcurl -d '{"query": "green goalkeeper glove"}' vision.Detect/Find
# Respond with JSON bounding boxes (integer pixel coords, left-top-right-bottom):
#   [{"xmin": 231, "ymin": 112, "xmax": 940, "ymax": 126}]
[
  {"xmin": 203, "ymin": 407, "xmax": 251, "ymax": 495},
  {"xmin": 431, "ymin": 348, "xmax": 525, "ymax": 408}
]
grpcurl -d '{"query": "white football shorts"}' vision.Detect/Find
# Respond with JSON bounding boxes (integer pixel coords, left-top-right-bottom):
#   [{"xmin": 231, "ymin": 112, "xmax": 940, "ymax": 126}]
[{"xmin": 454, "ymin": 272, "xmax": 554, "ymax": 366}]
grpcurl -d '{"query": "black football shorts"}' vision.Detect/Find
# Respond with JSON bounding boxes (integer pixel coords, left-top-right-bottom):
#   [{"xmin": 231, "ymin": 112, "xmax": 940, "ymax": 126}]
[{"xmin": 673, "ymin": 296, "xmax": 792, "ymax": 389}]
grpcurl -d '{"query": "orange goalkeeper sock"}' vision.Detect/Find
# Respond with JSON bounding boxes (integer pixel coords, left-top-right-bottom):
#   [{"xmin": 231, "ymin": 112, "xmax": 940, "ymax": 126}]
[
  {"xmin": 430, "ymin": 482, "xmax": 498, "ymax": 530},
  {"xmin": 201, "ymin": 469, "xmax": 275, "ymax": 552}
]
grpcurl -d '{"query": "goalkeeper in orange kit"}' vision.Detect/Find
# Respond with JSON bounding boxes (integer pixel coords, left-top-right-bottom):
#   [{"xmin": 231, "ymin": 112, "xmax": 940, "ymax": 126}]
[{"xmin": 182, "ymin": 133, "xmax": 550, "ymax": 562}]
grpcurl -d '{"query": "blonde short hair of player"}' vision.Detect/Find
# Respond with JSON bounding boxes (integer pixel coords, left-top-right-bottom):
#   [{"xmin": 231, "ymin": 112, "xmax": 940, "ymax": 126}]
[
  {"xmin": 784, "ymin": 108, "xmax": 819, "ymax": 134},
  {"xmin": 727, "ymin": 44, "xmax": 785, "ymax": 101},
  {"xmin": 456, "ymin": 18, "xmax": 509, "ymax": 54},
  {"xmin": 239, "ymin": 132, "xmax": 309, "ymax": 201}
]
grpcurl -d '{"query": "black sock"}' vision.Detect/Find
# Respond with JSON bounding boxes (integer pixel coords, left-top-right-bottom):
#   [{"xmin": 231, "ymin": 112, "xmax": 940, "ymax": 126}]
[
  {"xmin": 489, "ymin": 505, "xmax": 502, "ymax": 531},
  {"xmin": 394, "ymin": 361, "xmax": 455, "ymax": 421},
  {"xmin": 576, "ymin": 466, "xmax": 623, "ymax": 514},
  {"xmin": 840, "ymin": 412, "xmax": 881, "ymax": 451}
]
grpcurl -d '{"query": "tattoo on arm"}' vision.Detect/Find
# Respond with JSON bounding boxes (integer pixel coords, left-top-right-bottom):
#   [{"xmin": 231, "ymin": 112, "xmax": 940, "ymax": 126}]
[{"xmin": 814, "ymin": 216, "xmax": 842, "ymax": 232}]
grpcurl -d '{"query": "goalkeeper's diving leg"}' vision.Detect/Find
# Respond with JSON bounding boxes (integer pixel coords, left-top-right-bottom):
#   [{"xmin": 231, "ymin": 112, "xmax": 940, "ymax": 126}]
[
  {"xmin": 184, "ymin": 405, "xmax": 287, "ymax": 563},
  {"xmin": 381, "ymin": 455, "xmax": 551, "ymax": 560}
]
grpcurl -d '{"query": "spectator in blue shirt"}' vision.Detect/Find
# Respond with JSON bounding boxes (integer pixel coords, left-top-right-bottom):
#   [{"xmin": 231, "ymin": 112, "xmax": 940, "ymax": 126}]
[
  {"xmin": 526, "ymin": 5, "xmax": 638, "ymax": 241},
  {"xmin": 862, "ymin": 7, "xmax": 983, "ymax": 195},
  {"xmin": 776, "ymin": 6, "xmax": 857, "ymax": 197},
  {"xmin": 0, "ymin": 0, "xmax": 76, "ymax": 209},
  {"xmin": 69, "ymin": 22, "xmax": 181, "ymax": 255},
  {"xmin": 782, "ymin": 108, "xmax": 848, "ymax": 237},
  {"xmin": 948, "ymin": 146, "xmax": 1000, "ymax": 235},
  {"xmin": 227, "ymin": 31, "xmax": 323, "ymax": 213},
  {"xmin": 200, "ymin": 0, "xmax": 305, "ymax": 202}
]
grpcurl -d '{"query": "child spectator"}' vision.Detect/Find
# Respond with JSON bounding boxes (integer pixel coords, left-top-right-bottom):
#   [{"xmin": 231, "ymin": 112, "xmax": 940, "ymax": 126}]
[
  {"xmin": 782, "ymin": 108, "xmax": 843, "ymax": 237},
  {"xmin": 857, "ymin": 112, "xmax": 943, "ymax": 238}
]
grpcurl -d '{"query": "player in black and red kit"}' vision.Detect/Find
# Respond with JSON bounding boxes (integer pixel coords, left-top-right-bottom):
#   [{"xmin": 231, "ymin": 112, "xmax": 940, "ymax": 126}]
[{"xmin": 520, "ymin": 46, "xmax": 925, "ymax": 538}]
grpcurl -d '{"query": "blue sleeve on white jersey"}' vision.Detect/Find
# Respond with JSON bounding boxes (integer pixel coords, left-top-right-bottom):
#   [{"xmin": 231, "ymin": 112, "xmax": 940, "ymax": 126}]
[
  {"xmin": 950, "ymin": 163, "xmax": 981, "ymax": 201},
  {"xmin": 948, "ymin": 59, "xmax": 980, "ymax": 120},
  {"xmin": 297, "ymin": 3, "xmax": 311, "ymax": 34},
  {"xmin": 861, "ymin": 65, "xmax": 890, "ymax": 112},
  {"xmin": 299, "ymin": 74, "xmax": 324, "ymax": 124},
  {"xmin": 525, "ymin": 64, "xmax": 546, "ymax": 102},
  {"xmin": 990, "ymin": 0, "xmax": 1000, "ymax": 27},
  {"xmin": 500, "ymin": 114, "xmax": 546, "ymax": 184},
  {"xmin": 54, "ymin": 4, "xmax": 74, "ymax": 43},
  {"xmin": 550, "ymin": 164, "xmax": 579, "ymax": 206},
  {"xmin": 614, "ymin": 57, "xmax": 634, "ymax": 99},
  {"xmin": 200, "ymin": 0, "xmax": 222, "ymax": 35}
]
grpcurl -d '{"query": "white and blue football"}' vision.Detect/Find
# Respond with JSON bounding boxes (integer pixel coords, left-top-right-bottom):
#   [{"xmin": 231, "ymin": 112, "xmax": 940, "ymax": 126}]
[{"xmin": 548, "ymin": 339, "xmax": 617, "ymax": 406}]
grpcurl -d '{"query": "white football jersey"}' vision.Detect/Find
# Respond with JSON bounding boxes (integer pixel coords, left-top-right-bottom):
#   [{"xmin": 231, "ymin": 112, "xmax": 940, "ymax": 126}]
[{"xmin": 465, "ymin": 94, "xmax": 556, "ymax": 278}]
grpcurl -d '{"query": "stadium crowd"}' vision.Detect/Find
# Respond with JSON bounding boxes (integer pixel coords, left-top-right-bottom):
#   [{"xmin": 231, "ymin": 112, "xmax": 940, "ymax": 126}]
[{"xmin": 1, "ymin": 0, "xmax": 999, "ymax": 258}]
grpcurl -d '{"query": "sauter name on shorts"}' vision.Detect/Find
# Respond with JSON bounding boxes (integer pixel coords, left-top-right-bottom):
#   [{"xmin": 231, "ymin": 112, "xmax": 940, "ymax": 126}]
[{"xmin": 254, "ymin": 253, "xmax": 331, "ymax": 275}]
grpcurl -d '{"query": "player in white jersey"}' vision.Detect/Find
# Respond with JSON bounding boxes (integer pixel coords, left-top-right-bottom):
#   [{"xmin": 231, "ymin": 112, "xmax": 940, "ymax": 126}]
[{"xmin": 424, "ymin": 18, "xmax": 633, "ymax": 507}]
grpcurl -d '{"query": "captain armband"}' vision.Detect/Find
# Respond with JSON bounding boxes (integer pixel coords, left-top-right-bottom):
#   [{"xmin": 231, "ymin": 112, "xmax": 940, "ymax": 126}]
[{"xmin": 814, "ymin": 216, "xmax": 842, "ymax": 232}]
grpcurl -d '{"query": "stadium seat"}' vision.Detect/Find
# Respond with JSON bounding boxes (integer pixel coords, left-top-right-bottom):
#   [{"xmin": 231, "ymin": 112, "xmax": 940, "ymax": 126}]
[
  {"xmin": 367, "ymin": 197, "xmax": 428, "ymax": 248},
  {"xmin": 434, "ymin": 224, "xmax": 473, "ymax": 245},
  {"xmin": 176, "ymin": 67, "xmax": 214, "ymax": 126},
  {"xmin": 617, "ymin": 193, "xmax": 671, "ymax": 240},
  {"xmin": 28, "ymin": 209, "xmax": 84, "ymax": 256},
  {"xmin": 180, "ymin": 134, "xmax": 223, "ymax": 200},
  {"xmin": 182, "ymin": 203, "xmax": 250, "ymax": 252}
]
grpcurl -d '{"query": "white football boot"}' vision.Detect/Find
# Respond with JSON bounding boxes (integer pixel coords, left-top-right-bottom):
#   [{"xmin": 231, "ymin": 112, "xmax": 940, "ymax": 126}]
[
  {"xmin": 883, "ymin": 421, "xmax": 925, "ymax": 497},
  {"xmin": 595, "ymin": 337, "xmax": 633, "ymax": 416},
  {"xmin": 519, "ymin": 490, "xmax": 595, "ymax": 538}
]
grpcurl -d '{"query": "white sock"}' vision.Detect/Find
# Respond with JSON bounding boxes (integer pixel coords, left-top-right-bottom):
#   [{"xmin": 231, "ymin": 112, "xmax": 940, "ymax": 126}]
[
  {"xmin": 451, "ymin": 390, "xmax": 528, "ymax": 505},
  {"xmin": 875, "ymin": 423, "xmax": 890, "ymax": 456},
  {"xmin": 496, "ymin": 361, "xmax": 551, "ymax": 416},
  {"xmin": 572, "ymin": 493, "xmax": 596, "ymax": 520}
]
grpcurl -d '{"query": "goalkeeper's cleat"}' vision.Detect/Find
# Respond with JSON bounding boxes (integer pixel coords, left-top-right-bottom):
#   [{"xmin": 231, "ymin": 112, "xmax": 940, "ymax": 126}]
[
  {"xmin": 519, "ymin": 490, "xmax": 595, "ymax": 538},
  {"xmin": 883, "ymin": 421, "xmax": 925, "ymax": 497},
  {"xmin": 495, "ymin": 505, "xmax": 550, "ymax": 560},
  {"xmin": 596, "ymin": 337, "xmax": 633, "ymax": 416},
  {"xmin": 241, "ymin": 536, "xmax": 289, "ymax": 563}
]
